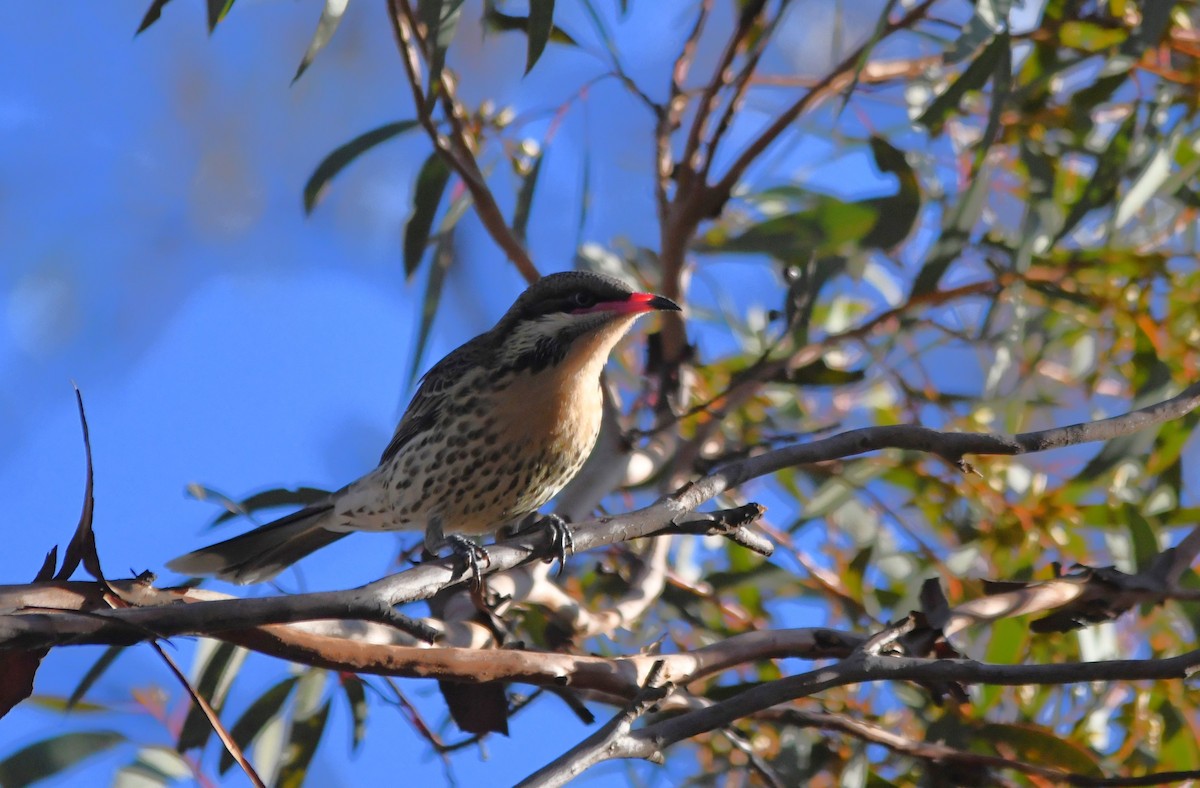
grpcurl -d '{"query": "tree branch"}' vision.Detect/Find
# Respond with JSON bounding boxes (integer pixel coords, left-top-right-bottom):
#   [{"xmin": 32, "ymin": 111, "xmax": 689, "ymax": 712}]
[
  {"xmin": 769, "ymin": 708, "xmax": 1200, "ymax": 787},
  {"xmin": 557, "ymin": 648, "xmax": 1200, "ymax": 781},
  {"xmin": 709, "ymin": 0, "xmax": 937, "ymax": 205},
  {"xmin": 2, "ymin": 380, "xmax": 1198, "ymax": 650},
  {"xmin": 385, "ymin": 0, "xmax": 540, "ymax": 282}
]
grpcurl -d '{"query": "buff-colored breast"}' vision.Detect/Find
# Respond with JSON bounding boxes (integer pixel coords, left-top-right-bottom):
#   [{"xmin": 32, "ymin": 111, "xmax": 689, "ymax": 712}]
[{"xmin": 331, "ymin": 315, "xmax": 636, "ymax": 536}]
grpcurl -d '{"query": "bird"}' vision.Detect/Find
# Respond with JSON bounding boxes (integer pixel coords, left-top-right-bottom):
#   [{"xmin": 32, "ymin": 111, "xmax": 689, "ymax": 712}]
[{"xmin": 167, "ymin": 270, "xmax": 681, "ymax": 584}]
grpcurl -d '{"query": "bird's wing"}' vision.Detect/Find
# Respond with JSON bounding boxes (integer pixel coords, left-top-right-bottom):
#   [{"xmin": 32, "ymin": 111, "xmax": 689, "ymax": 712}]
[{"xmin": 379, "ymin": 333, "xmax": 492, "ymax": 465}]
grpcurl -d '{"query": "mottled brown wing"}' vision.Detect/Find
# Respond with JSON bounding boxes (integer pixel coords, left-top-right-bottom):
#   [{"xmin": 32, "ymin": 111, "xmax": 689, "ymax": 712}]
[{"xmin": 378, "ymin": 333, "xmax": 492, "ymax": 465}]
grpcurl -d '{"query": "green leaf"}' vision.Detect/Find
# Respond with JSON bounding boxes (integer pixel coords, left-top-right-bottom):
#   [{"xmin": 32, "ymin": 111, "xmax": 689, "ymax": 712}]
[
  {"xmin": 136, "ymin": 0, "xmax": 176, "ymax": 34},
  {"xmin": 407, "ymin": 222, "xmax": 454, "ymax": 387},
  {"xmin": 862, "ymin": 136, "xmax": 921, "ymax": 249},
  {"xmin": 974, "ymin": 723, "xmax": 1103, "ymax": 776},
  {"xmin": 177, "ymin": 641, "xmax": 247, "ymax": 752},
  {"xmin": 917, "ymin": 33, "xmax": 1005, "ymax": 135},
  {"xmin": 525, "ymin": 0, "xmax": 556, "ymax": 73},
  {"xmin": 206, "ymin": 0, "xmax": 235, "ymax": 33},
  {"xmin": 25, "ymin": 695, "xmax": 108, "ymax": 714},
  {"xmin": 114, "ymin": 746, "xmax": 192, "ymax": 788},
  {"xmin": 67, "ymin": 646, "xmax": 126, "ymax": 710},
  {"xmin": 420, "ymin": 0, "xmax": 465, "ymax": 94},
  {"xmin": 780, "ymin": 358, "xmax": 866, "ymax": 387},
  {"xmin": 512, "ymin": 148, "xmax": 545, "ymax": 243},
  {"xmin": 909, "ymin": 155, "xmax": 990, "ymax": 297},
  {"xmin": 1060, "ymin": 20, "xmax": 1128, "ymax": 52},
  {"xmin": 339, "ymin": 675, "xmax": 369, "ymax": 751},
  {"xmin": 276, "ymin": 699, "xmax": 332, "ymax": 788},
  {"xmin": 483, "ymin": 5, "xmax": 577, "ymax": 49},
  {"xmin": 219, "ymin": 678, "xmax": 298, "ymax": 774},
  {"xmin": 1054, "ymin": 112, "xmax": 1137, "ymax": 245},
  {"xmin": 0, "ymin": 731, "xmax": 125, "ymax": 788},
  {"xmin": 944, "ymin": 0, "xmax": 1009, "ymax": 64},
  {"xmin": 293, "ymin": 0, "xmax": 350, "ymax": 83},
  {"xmin": 701, "ymin": 199, "xmax": 877, "ymax": 259},
  {"xmin": 403, "ymin": 153, "xmax": 452, "ymax": 278},
  {"xmin": 1123, "ymin": 503, "xmax": 1159, "ymax": 573},
  {"xmin": 304, "ymin": 121, "xmax": 419, "ymax": 214}
]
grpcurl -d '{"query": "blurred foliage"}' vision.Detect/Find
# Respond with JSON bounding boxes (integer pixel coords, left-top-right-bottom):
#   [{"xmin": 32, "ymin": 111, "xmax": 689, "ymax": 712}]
[{"xmin": 12, "ymin": 0, "xmax": 1200, "ymax": 785}]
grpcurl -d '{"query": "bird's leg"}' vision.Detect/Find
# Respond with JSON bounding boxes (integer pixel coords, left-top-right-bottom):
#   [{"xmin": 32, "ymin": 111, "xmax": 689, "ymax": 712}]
[{"xmin": 424, "ymin": 518, "xmax": 489, "ymax": 589}]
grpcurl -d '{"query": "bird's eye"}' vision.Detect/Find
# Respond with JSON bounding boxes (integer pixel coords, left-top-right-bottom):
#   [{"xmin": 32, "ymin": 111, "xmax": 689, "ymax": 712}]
[{"xmin": 571, "ymin": 292, "xmax": 597, "ymax": 309}]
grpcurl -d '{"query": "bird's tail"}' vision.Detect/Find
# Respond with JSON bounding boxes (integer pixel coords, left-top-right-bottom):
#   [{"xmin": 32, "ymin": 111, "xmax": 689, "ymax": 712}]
[{"xmin": 166, "ymin": 504, "xmax": 348, "ymax": 585}]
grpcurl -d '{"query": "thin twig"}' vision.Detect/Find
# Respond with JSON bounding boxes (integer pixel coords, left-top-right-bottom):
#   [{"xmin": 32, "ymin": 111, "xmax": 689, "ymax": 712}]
[
  {"xmin": 385, "ymin": 0, "xmax": 540, "ymax": 283},
  {"xmin": 709, "ymin": 0, "xmax": 937, "ymax": 205},
  {"xmin": 150, "ymin": 641, "xmax": 265, "ymax": 788}
]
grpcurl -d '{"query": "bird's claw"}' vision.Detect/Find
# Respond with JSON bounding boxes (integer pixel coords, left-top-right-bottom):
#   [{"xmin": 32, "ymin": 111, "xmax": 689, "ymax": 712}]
[
  {"xmin": 536, "ymin": 513, "xmax": 574, "ymax": 577},
  {"xmin": 446, "ymin": 533, "xmax": 490, "ymax": 589}
]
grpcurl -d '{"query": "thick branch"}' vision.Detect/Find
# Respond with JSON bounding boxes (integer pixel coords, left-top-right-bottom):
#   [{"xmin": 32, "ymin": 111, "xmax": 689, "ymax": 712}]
[
  {"xmin": 577, "ymin": 649, "xmax": 1200, "ymax": 779},
  {"xmin": 2, "ymin": 381, "xmax": 1198, "ymax": 648}
]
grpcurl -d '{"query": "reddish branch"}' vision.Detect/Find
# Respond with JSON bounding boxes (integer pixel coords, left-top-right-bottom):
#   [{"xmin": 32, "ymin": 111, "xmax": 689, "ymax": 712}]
[{"xmin": 385, "ymin": 0, "xmax": 540, "ymax": 283}]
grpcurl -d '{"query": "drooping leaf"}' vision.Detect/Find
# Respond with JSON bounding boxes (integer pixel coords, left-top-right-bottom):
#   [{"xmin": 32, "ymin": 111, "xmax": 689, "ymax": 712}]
[
  {"xmin": 303, "ymin": 121, "xmax": 419, "ymax": 213},
  {"xmin": 1122, "ymin": 503, "xmax": 1159, "ymax": 574},
  {"xmin": 944, "ymin": 0, "xmax": 1010, "ymax": 64},
  {"xmin": 1114, "ymin": 129, "xmax": 1183, "ymax": 228},
  {"xmin": 403, "ymin": 153, "xmax": 452, "ymax": 278},
  {"xmin": 114, "ymin": 746, "xmax": 192, "ymax": 788},
  {"xmin": 276, "ymin": 701, "xmax": 331, "ymax": 788},
  {"xmin": 917, "ymin": 33, "xmax": 1006, "ymax": 135},
  {"xmin": 1060, "ymin": 20, "xmax": 1128, "ymax": 52},
  {"xmin": 439, "ymin": 680, "xmax": 510, "ymax": 735},
  {"xmin": 407, "ymin": 230, "xmax": 455, "ymax": 388},
  {"xmin": 575, "ymin": 133, "xmax": 592, "ymax": 247},
  {"xmin": 512, "ymin": 147, "xmax": 545, "ymax": 243},
  {"xmin": 530, "ymin": 0, "xmax": 556, "ymax": 70},
  {"xmin": 778, "ymin": 358, "xmax": 866, "ymax": 387},
  {"xmin": 909, "ymin": 155, "xmax": 990, "ymax": 297},
  {"xmin": 1054, "ymin": 112, "xmax": 1138, "ymax": 245},
  {"xmin": 483, "ymin": 4, "xmax": 577, "ymax": 52},
  {"xmin": 219, "ymin": 678, "xmax": 298, "ymax": 774},
  {"xmin": 339, "ymin": 675, "xmax": 369, "ymax": 751},
  {"xmin": 420, "ymin": 0, "xmax": 466, "ymax": 95},
  {"xmin": 974, "ymin": 723, "xmax": 1103, "ymax": 776},
  {"xmin": 0, "ymin": 651, "xmax": 44, "ymax": 720},
  {"xmin": 206, "ymin": 0, "xmax": 236, "ymax": 33},
  {"xmin": 861, "ymin": 136, "xmax": 920, "ymax": 249},
  {"xmin": 0, "ymin": 731, "xmax": 126, "ymax": 788},
  {"xmin": 136, "ymin": 0, "xmax": 176, "ymax": 34},
  {"xmin": 406, "ymin": 187, "xmax": 470, "ymax": 388},
  {"xmin": 176, "ymin": 641, "xmax": 247, "ymax": 752},
  {"xmin": 293, "ymin": 0, "xmax": 351, "ymax": 83},
  {"xmin": 700, "ymin": 199, "xmax": 877, "ymax": 259},
  {"xmin": 833, "ymin": 0, "xmax": 899, "ymax": 118},
  {"xmin": 68, "ymin": 646, "xmax": 127, "ymax": 710}
]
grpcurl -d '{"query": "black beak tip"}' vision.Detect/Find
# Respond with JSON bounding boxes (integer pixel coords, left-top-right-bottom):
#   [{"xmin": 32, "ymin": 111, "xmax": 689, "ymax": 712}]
[{"xmin": 649, "ymin": 295, "xmax": 682, "ymax": 312}]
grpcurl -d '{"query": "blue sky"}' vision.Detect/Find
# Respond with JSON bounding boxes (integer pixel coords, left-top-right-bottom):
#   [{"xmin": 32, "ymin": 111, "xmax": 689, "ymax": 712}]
[{"xmin": 0, "ymin": 0, "xmax": 911, "ymax": 784}]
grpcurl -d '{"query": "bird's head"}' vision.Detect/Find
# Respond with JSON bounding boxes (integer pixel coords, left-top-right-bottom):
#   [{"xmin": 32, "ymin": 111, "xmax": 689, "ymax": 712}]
[{"xmin": 494, "ymin": 271, "xmax": 681, "ymax": 376}]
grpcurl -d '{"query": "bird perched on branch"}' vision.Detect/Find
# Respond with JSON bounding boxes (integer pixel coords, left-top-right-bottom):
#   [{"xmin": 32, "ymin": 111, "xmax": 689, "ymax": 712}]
[{"xmin": 167, "ymin": 271, "xmax": 680, "ymax": 584}]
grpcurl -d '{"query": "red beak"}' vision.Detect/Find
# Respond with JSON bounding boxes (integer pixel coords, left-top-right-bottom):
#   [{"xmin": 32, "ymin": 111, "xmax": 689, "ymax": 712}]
[{"xmin": 579, "ymin": 292, "xmax": 681, "ymax": 315}]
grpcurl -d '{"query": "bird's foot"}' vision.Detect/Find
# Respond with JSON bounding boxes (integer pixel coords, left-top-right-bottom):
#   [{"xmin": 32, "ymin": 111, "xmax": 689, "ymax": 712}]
[
  {"xmin": 444, "ymin": 533, "xmax": 490, "ymax": 589},
  {"xmin": 527, "ymin": 513, "xmax": 574, "ymax": 576}
]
